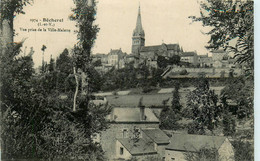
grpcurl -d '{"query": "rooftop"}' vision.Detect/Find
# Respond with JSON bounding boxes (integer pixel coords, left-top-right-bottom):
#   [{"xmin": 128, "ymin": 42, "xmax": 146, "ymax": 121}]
[
  {"xmin": 140, "ymin": 44, "xmax": 180, "ymax": 52},
  {"xmin": 110, "ymin": 107, "xmax": 159, "ymax": 123},
  {"xmin": 106, "ymin": 94, "xmax": 171, "ymax": 107},
  {"xmin": 166, "ymin": 134, "xmax": 227, "ymax": 152},
  {"xmin": 211, "ymin": 49, "xmax": 226, "ymax": 53},
  {"xmin": 117, "ymin": 137, "xmax": 157, "ymax": 155},
  {"xmin": 181, "ymin": 52, "xmax": 197, "ymax": 57},
  {"xmin": 142, "ymin": 128, "xmax": 170, "ymax": 144}
]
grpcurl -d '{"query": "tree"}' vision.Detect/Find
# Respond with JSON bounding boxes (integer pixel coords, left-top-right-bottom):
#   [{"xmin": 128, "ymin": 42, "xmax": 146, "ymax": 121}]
[
  {"xmin": 0, "ymin": 42, "xmax": 48, "ymax": 159},
  {"xmin": 220, "ymin": 77, "xmax": 253, "ymax": 119},
  {"xmin": 56, "ymin": 48, "xmax": 74, "ymax": 92},
  {"xmin": 157, "ymin": 55, "xmax": 168, "ymax": 68},
  {"xmin": 0, "ymin": 0, "xmax": 32, "ymax": 57},
  {"xmin": 168, "ymin": 55, "xmax": 180, "ymax": 65},
  {"xmin": 186, "ymin": 79, "xmax": 222, "ymax": 134},
  {"xmin": 190, "ymin": 0, "xmax": 254, "ymax": 75},
  {"xmin": 160, "ymin": 83, "xmax": 182, "ymax": 130},
  {"xmin": 70, "ymin": 0, "xmax": 99, "ymax": 111}
]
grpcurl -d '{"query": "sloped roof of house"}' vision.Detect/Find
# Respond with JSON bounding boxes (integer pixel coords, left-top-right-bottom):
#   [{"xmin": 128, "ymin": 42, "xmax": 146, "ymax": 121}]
[
  {"xmin": 181, "ymin": 52, "xmax": 197, "ymax": 57},
  {"xmin": 142, "ymin": 128, "xmax": 170, "ymax": 144},
  {"xmin": 110, "ymin": 107, "xmax": 159, "ymax": 123},
  {"xmin": 106, "ymin": 94, "xmax": 171, "ymax": 107},
  {"xmin": 140, "ymin": 44, "xmax": 180, "ymax": 52},
  {"xmin": 108, "ymin": 49, "xmax": 126, "ymax": 56},
  {"xmin": 198, "ymin": 54, "xmax": 208, "ymax": 58},
  {"xmin": 117, "ymin": 137, "xmax": 157, "ymax": 155},
  {"xmin": 166, "ymin": 134, "xmax": 227, "ymax": 152},
  {"xmin": 211, "ymin": 49, "xmax": 225, "ymax": 53}
]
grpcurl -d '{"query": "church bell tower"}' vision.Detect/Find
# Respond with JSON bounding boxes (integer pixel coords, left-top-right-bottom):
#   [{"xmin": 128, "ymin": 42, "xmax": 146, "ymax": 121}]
[{"xmin": 131, "ymin": 5, "xmax": 145, "ymax": 56}]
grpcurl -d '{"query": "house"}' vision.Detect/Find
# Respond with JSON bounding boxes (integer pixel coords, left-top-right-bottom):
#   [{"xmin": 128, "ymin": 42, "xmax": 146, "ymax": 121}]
[
  {"xmin": 140, "ymin": 43, "xmax": 182, "ymax": 59},
  {"xmin": 211, "ymin": 49, "xmax": 229, "ymax": 61},
  {"xmin": 100, "ymin": 107, "xmax": 161, "ymax": 160},
  {"xmin": 180, "ymin": 52, "xmax": 198, "ymax": 66},
  {"xmin": 115, "ymin": 128, "xmax": 170, "ymax": 160},
  {"xmin": 142, "ymin": 128, "xmax": 170, "ymax": 157},
  {"xmin": 107, "ymin": 48, "xmax": 126, "ymax": 69},
  {"xmin": 116, "ymin": 137, "xmax": 158, "ymax": 160},
  {"xmin": 198, "ymin": 54, "xmax": 213, "ymax": 67},
  {"xmin": 165, "ymin": 134, "xmax": 235, "ymax": 161},
  {"xmin": 92, "ymin": 53, "xmax": 108, "ymax": 64}
]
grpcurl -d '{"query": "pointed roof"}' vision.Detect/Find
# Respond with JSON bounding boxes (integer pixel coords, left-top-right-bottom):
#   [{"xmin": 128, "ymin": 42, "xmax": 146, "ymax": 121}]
[{"xmin": 133, "ymin": 4, "xmax": 145, "ymax": 37}]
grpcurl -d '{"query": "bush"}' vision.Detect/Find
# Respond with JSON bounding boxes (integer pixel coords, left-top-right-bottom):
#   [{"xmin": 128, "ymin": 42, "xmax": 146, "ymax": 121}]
[
  {"xmin": 232, "ymin": 140, "xmax": 254, "ymax": 161},
  {"xmin": 179, "ymin": 69, "xmax": 188, "ymax": 75},
  {"xmin": 142, "ymin": 86, "xmax": 153, "ymax": 93}
]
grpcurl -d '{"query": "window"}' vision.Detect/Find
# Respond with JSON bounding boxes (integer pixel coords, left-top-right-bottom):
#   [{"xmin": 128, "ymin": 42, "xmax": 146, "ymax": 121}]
[
  {"xmin": 120, "ymin": 147, "xmax": 124, "ymax": 155},
  {"xmin": 123, "ymin": 129, "xmax": 128, "ymax": 138}
]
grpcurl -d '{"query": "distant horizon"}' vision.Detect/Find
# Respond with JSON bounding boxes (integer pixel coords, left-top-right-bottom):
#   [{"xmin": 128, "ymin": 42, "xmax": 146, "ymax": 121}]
[{"xmin": 14, "ymin": 0, "xmax": 211, "ymax": 67}]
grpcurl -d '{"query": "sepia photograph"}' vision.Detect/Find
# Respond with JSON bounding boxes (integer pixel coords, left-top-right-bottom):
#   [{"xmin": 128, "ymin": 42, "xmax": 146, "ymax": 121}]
[{"xmin": 0, "ymin": 0, "xmax": 254, "ymax": 160}]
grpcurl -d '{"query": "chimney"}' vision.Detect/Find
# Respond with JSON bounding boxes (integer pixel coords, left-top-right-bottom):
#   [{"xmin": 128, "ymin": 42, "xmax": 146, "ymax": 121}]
[
  {"xmin": 138, "ymin": 97, "xmax": 146, "ymax": 120},
  {"xmin": 140, "ymin": 106, "xmax": 145, "ymax": 121},
  {"xmin": 110, "ymin": 107, "xmax": 115, "ymax": 121}
]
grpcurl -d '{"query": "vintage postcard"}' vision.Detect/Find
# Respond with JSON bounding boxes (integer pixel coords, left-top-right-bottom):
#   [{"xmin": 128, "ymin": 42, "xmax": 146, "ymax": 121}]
[{"xmin": 0, "ymin": 0, "xmax": 254, "ymax": 160}]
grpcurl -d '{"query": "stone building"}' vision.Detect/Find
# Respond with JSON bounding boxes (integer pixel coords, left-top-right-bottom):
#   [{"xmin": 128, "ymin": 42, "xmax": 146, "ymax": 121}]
[
  {"xmin": 92, "ymin": 53, "xmax": 108, "ymax": 64},
  {"xmin": 180, "ymin": 52, "xmax": 198, "ymax": 66},
  {"xmin": 131, "ymin": 5, "xmax": 145, "ymax": 56},
  {"xmin": 212, "ymin": 49, "xmax": 229, "ymax": 61},
  {"xmin": 107, "ymin": 48, "xmax": 126, "ymax": 69},
  {"xmin": 100, "ymin": 107, "xmax": 169, "ymax": 160},
  {"xmin": 131, "ymin": 5, "xmax": 183, "ymax": 68},
  {"xmin": 198, "ymin": 54, "xmax": 213, "ymax": 67},
  {"xmin": 165, "ymin": 134, "xmax": 234, "ymax": 161}
]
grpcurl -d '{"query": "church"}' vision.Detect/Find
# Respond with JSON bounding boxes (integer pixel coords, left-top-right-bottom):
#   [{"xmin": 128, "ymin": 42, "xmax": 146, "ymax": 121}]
[{"xmin": 131, "ymin": 5, "xmax": 183, "ymax": 68}]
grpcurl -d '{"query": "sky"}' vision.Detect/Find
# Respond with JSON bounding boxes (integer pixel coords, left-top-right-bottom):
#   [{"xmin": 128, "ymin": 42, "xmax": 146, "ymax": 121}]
[{"xmin": 14, "ymin": 0, "xmax": 211, "ymax": 67}]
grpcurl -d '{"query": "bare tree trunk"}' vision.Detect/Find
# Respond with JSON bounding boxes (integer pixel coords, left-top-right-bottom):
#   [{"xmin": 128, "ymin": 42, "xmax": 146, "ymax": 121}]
[{"xmin": 73, "ymin": 67, "xmax": 79, "ymax": 112}]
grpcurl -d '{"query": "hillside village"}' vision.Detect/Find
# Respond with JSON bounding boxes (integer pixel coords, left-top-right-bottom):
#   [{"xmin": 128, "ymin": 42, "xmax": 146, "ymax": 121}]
[
  {"xmin": 91, "ymin": 5, "xmax": 243, "ymax": 79},
  {"xmin": 86, "ymin": 4, "xmax": 252, "ymax": 161},
  {"xmin": 0, "ymin": 0, "xmax": 254, "ymax": 161}
]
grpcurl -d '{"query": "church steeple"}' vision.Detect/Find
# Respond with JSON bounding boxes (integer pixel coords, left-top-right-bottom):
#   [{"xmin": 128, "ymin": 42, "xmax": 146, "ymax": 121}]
[
  {"xmin": 132, "ymin": 4, "xmax": 145, "ymax": 55},
  {"xmin": 133, "ymin": 4, "xmax": 145, "ymax": 37}
]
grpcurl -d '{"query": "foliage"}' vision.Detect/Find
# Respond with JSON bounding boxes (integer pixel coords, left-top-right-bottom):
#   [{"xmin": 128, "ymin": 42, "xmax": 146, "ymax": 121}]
[
  {"xmin": 1, "ymin": 42, "xmax": 47, "ymax": 159},
  {"xmin": 38, "ymin": 94, "xmax": 111, "ymax": 160},
  {"xmin": 157, "ymin": 55, "xmax": 180, "ymax": 69},
  {"xmin": 232, "ymin": 140, "xmax": 254, "ymax": 161},
  {"xmin": 160, "ymin": 108, "xmax": 181, "ymax": 130},
  {"xmin": 222, "ymin": 112, "xmax": 236, "ymax": 137},
  {"xmin": 157, "ymin": 56, "xmax": 168, "ymax": 69},
  {"xmin": 179, "ymin": 69, "xmax": 188, "ymax": 75},
  {"xmin": 70, "ymin": 0, "xmax": 99, "ymax": 70},
  {"xmin": 0, "ymin": 0, "xmax": 33, "ymax": 20},
  {"xmin": 186, "ymin": 79, "xmax": 222, "ymax": 134},
  {"xmin": 100, "ymin": 63, "xmax": 163, "ymax": 91},
  {"xmin": 190, "ymin": 0, "xmax": 254, "ymax": 74},
  {"xmin": 1, "ymin": 0, "xmax": 110, "ymax": 160},
  {"xmin": 220, "ymin": 77, "xmax": 253, "ymax": 119},
  {"xmin": 160, "ymin": 83, "xmax": 182, "ymax": 130}
]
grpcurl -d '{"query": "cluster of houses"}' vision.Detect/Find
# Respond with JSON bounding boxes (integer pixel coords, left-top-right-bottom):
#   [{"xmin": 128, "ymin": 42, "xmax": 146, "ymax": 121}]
[
  {"xmin": 91, "ymin": 5, "xmax": 236, "ymax": 161},
  {"xmin": 92, "ymin": 5, "xmax": 240, "ymax": 77},
  {"xmin": 95, "ymin": 105, "xmax": 235, "ymax": 161}
]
